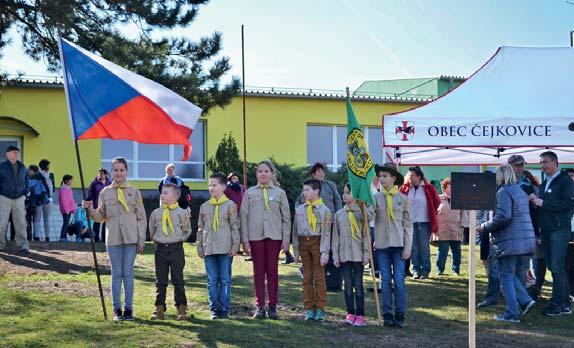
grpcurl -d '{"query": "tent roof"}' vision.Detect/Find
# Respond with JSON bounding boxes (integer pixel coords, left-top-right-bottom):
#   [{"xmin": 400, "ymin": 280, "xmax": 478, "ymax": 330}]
[{"xmin": 382, "ymin": 46, "xmax": 574, "ymax": 165}]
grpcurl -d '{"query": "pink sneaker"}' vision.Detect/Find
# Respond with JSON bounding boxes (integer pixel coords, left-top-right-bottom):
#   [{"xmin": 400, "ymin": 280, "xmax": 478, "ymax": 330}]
[
  {"xmin": 353, "ymin": 315, "xmax": 367, "ymax": 327},
  {"xmin": 345, "ymin": 314, "xmax": 356, "ymax": 325}
]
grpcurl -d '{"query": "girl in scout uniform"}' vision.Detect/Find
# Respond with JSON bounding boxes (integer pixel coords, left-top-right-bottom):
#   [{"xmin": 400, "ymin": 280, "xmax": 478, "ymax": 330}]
[
  {"xmin": 240, "ymin": 160, "xmax": 291, "ymax": 320},
  {"xmin": 197, "ymin": 172, "xmax": 240, "ymax": 319},
  {"xmin": 83, "ymin": 157, "xmax": 147, "ymax": 321}
]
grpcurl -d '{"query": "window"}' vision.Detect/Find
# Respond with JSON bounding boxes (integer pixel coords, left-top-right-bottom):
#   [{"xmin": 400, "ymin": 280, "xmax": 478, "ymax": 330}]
[
  {"xmin": 101, "ymin": 121, "xmax": 205, "ymax": 181},
  {"xmin": 307, "ymin": 125, "xmax": 383, "ymax": 169}
]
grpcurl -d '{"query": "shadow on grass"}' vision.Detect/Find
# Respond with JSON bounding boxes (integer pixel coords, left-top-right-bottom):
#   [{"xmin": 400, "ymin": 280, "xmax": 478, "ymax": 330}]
[{"xmin": 0, "ymin": 249, "xmax": 111, "ymax": 275}]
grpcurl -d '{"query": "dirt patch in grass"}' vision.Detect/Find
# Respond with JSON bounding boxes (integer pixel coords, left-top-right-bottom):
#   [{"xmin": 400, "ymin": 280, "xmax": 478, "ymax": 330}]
[
  {"xmin": 5, "ymin": 279, "xmax": 100, "ymax": 297},
  {"xmin": 0, "ymin": 241, "xmax": 109, "ymax": 276}
]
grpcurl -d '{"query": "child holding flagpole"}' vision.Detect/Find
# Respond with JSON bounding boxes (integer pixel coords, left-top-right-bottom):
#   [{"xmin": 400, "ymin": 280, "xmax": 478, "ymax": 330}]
[
  {"xmin": 148, "ymin": 183, "xmax": 192, "ymax": 321},
  {"xmin": 292, "ymin": 178, "xmax": 332, "ymax": 321},
  {"xmin": 197, "ymin": 172, "xmax": 240, "ymax": 319},
  {"xmin": 373, "ymin": 164, "xmax": 413, "ymax": 328},
  {"xmin": 332, "ymin": 183, "xmax": 373, "ymax": 326},
  {"xmin": 83, "ymin": 157, "xmax": 147, "ymax": 321},
  {"xmin": 240, "ymin": 160, "xmax": 291, "ymax": 320}
]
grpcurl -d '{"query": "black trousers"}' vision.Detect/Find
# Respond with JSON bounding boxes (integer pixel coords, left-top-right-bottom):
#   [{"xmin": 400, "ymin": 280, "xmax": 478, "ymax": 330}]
[
  {"xmin": 154, "ymin": 243, "xmax": 187, "ymax": 307},
  {"xmin": 92, "ymin": 222, "xmax": 105, "ymax": 243}
]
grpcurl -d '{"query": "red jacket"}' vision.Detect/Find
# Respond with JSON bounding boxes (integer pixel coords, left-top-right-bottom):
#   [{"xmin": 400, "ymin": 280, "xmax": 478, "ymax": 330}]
[{"xmin": 399, "ymin": 181, "xmax": 441, "ymax": 234}]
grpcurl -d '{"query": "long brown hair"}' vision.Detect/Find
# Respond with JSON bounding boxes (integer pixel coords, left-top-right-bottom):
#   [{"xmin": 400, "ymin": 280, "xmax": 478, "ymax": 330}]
[{"xmin": 523, "ymin": 170, "xmax": 540, "ymax": 187}]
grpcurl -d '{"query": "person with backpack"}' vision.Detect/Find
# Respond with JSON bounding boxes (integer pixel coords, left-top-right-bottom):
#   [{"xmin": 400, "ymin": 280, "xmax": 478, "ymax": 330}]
[
  {"xmin": 27, "ymin": 165, "xmax": 50, "ymax": 241},
  {"xmin": 158, "ymin": 163, "xmax": 191, "ymax": 211}
]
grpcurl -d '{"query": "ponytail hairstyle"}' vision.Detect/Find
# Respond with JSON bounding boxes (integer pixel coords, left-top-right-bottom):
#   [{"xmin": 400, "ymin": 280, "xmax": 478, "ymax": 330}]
[{"xmin": 61, "ymin": 174, "xmax": 73, "ymax": 186}]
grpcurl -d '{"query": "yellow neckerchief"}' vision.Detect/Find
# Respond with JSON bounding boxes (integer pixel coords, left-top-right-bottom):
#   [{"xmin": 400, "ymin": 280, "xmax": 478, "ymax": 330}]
[
  {"xmin": 346, "ymin": 205, "xmax": 361, "ymax": 240},
  {"xmin": 162, "ymin": 203, "xmax": 179, "ymax": 235},
  {"xmin": 112, "ymin": 182, "xmax": 129, "ymax": 212},
  {"xmin": 305, "ymin": 198, "xmax": 324, "ymax": 232},
  {"xmin": 209, "ymin": 194, "xmax": 229, "ymax": 232},
  {"xmin": 258, "ymin": 183, "xmax": 271, "ymax": 210},
  {"xmin": 382, "ymin": 185, "xmax": 399, "ymax": 221}
]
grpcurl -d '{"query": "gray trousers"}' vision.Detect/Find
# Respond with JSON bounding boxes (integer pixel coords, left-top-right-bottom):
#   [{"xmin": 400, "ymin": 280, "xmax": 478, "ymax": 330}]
[
  {"xmin": 34, "ymin": 202, "xmax": 52, "ymax": 240},
  {"xmin": 0, "ymin": 195, "xmax": 28, "ymax": 250}
]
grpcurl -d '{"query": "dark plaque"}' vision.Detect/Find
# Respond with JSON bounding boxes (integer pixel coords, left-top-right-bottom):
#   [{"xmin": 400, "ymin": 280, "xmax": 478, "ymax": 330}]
[{"xmin": 451, "ymin": 172, "xmax": 496, "ymax": 211}]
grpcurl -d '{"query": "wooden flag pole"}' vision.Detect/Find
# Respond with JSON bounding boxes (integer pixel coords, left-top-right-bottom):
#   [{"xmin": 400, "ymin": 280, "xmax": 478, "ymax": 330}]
[
  {"xmin": 361, "ymin": 201, "xmax": 382, "ymax": 324},
  {"xmin": 241, "ymin": 24, "xmax": 248, "ymax": 188},
  {"xmin": 57, "ymin": 26, "xmax": 108, "ymax": 320},
  {"xmin": 468, "ymin": 210, "xmax": 477, "ymax": 347}
]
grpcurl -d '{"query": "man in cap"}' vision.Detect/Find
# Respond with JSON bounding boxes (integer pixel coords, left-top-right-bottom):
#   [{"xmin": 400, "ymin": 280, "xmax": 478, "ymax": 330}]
[{"xmin": 0, "ymin": 145, "xmax": 29, "ymax": 254}]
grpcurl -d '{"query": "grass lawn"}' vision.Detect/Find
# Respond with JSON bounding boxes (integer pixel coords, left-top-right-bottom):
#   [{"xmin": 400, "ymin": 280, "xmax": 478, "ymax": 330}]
[{"xmin": 0, "ymin": 241, "xmax": 572, "ymax": 348}]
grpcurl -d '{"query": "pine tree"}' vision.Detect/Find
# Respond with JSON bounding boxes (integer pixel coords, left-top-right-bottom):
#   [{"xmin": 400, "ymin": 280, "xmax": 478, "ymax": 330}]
[{"xmin": 206, "ymin": 132, "xmax": 243, "ymax": 177}]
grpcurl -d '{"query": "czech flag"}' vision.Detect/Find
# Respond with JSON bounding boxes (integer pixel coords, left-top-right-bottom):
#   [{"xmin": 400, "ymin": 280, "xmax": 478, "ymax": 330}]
[{"xmin": 58, "ymin": 38, "xmax": 202, "ymax": 160}]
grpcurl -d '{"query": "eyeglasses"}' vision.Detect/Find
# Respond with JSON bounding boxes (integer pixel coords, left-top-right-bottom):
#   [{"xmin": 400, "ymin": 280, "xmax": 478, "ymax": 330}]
[{"xmin": 511, "ymin": 163, "xmax": 524, "ymax": 167}]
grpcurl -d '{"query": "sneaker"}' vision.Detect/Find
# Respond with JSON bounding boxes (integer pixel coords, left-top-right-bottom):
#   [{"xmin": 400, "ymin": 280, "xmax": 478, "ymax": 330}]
[
  {"xmin": 211, "ymin": 310, "xmax": 219, "ymax": 320},
  {"xmin": 353, "ymin": 315, "xmax": 366, "ymax": 327},
  {"xmin": 253, "ymin": 306, "xmax": 266, "ymax": 319},
  {"xmin": 453, "ymin": 271, "xmax": 461, "ymax": 276},
  {"xmin": 561, "ymin": 306, "xmax": 572, "ymax": 315},
  {"xmin": 436, "ymin": 271, "xmax": 444, "ymax": 276},
  {"xmin": 394, "ymin": 312, "xmax": 405, "ymax": 328},
  {"xmin": 412, "ymin": 272, "xmax": 421, "ymax": 280},
  {"xmin": 419, "ymin": 273, "xmax": 429, "ymax": 280},
  {"xmin": 304, "ymin": 310, "xmax": 315, "ymax": 321},
  {"xmin": 345, "ymin": 313, "xmax": 356, "ymax": 325},
  {"xmin": 218, "ymin": 310, "xmax": 229, "ymax": 319},
  {"xmin": 122, "ymin": 309, "xmax": 134, "ymax": 321},
  {"xmin": 314, "ymin": 309, "xmax": 325, "ymax": 321},
  {"xmin": 33, "ymin": 237, "xmax": 40, "ymax": 241},
  {"xmin": 18, "ymin": 249, "xmax": 30, "ymax": 256},
  {"xmin": 267, "ymin": 306, "xmax": 278, "ymax": 320},
  {"xmin": 521, "ymin": 300, "xmax": 536, "ymax": 317},
  {"xmin": 543, "ymin": 303, "xmax": 563, "ymax": 317},
  {"xmin": 494, "ymin": 313, "xmax": 520, "ymax": 323},
  {"xmin": 477, "ymin": 300, "xmax": 497, "ymax": 309},
  {"xmin": 283, "ymin": 254, "xmax": 294, "ymax": 265},
  {"xmin": 113, "ymin": 308, "xmax": 123, "ymax": 321},
  {"xmin": 383, "ymin": 313, "xmax": 395, "ymax": 327}
]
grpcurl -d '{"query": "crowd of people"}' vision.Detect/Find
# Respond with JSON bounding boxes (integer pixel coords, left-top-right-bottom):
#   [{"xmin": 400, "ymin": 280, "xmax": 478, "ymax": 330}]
[{"xmin": 1, "ymin": 145, "xmax": 573, "ymax": 327}]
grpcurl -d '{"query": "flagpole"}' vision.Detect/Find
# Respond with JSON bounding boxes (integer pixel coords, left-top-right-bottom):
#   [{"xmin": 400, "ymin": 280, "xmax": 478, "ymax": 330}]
[
  {"xmin": 57, "ymin": 26, "xmax": 108, "ymax": 321},
  {"xmin": 347, "ymin": 86, "xmax": 382, "ymax": 324},
  {"xmin": 241, "ymin": 24, "xmax": 248, "ymax": 188}
]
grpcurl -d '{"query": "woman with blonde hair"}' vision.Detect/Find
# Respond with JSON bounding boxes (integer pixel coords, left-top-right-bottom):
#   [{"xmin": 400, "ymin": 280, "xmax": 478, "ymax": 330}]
[{"xmin": 478, "ymin": 164, "xmax": 536, "ymax": 323}]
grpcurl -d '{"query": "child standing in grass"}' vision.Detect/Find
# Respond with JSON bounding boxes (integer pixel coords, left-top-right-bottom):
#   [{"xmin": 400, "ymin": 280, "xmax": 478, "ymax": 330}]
[
  {"xmin": 148, "ymin": 183, "xmax": 192, "ymax": 321},
  {"xmin": 373, "ymin": 164, "xmax": 412, "ymax": 328},
  {"xmin": 83, "ymin": 157, "xmax": 147, "ymax": 321},
  {"xmin": 197, "ymin": 172, "xmax": 240, "ymax": 319},
  {"xmin": 332, "ymin": 183, "xmax": 372, "ymax": 327},
  {"xmin": 58, "ymin": 174, "xmax": 76, "ymax": 242},
  {"xmin": 292, "ymin": 178, "xmax": 332, "ymax": 321}
]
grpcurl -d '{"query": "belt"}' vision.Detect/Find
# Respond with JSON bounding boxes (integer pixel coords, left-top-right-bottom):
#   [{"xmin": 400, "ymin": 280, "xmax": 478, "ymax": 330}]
[
  {"xmin": 155, "ymin": 241, "xmax": 183, "ymax": 248},
  {"xmin": 298, "ymin": 235, "xmax": 321, "ymax": 241}
]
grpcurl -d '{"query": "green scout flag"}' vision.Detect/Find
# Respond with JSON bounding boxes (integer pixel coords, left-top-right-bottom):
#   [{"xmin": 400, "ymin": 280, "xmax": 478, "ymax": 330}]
[{"xmin": 346, "ymin": 95, "xmax": 375, "ymax": 206}]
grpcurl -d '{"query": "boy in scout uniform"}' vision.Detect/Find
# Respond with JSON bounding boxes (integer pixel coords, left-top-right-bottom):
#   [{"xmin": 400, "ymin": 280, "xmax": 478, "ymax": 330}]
[
  {"xmin": 149, "ymin": 183, "xmax": 192, "ymax": 321},
  {"xmin": 293, "ymin": 178, "xmax": 332, "ymax": 321},
  {"xmin": 198, "ymin": 172, "xmax": 240, "ymax": 319}
]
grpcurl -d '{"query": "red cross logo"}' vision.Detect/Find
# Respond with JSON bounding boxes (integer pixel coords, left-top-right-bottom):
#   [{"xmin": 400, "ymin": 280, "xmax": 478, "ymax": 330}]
[{"xmin": 395, "ymin": 121, "xmax": 415, "ymax": 141}]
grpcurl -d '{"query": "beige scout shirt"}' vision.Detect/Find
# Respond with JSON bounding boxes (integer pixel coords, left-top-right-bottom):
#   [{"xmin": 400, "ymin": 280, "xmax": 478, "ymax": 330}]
[
  {"xmin": 332, "ymin": 204, "xmax": 373, "ymax": 264},
  {"xmin": 89, "ymin": 183, "xmax": 147, "ymax": 248},
  {"xmin": 149, "ymin": 206, "xmax": 192, "ymax": 244},
  {"xmin": 435, "ymin": 195, "xmax": 470, "ymax": 241},
  {"xmin": 240, "ymin": 184, "xmax": 291, "ymax": 244},
  {"xmin": 197, "ymin": 199, "xmax": 240, "ymax": 257},
  {"xmin": 292, "ymin": 203, "xmax": 332, "ymax": 259},
  {"xmin": 373, "ymin": 191, "xmax": 413, "ymax": 252}
]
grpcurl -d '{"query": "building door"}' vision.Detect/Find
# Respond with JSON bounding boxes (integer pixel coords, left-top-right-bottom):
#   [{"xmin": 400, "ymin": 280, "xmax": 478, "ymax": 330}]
[{"xmin": 0, "ymin": 137, "xmax": 22, "ymax": 162}]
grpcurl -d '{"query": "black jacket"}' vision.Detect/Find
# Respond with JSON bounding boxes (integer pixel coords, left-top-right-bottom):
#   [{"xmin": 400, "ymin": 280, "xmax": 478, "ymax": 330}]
[
  {"xmin": 538, "ymin": 171, "xmax": 574, "ymax": 232},
  {"xmin": 0, "ymin": 160, "xmax": 29, "ymax": 199}
]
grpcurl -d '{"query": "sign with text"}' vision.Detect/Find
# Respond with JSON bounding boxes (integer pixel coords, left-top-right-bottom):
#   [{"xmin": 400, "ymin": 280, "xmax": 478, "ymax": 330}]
[{"xmin": 451, "ymin": 172, "xmax": 496, "ymax": 211}]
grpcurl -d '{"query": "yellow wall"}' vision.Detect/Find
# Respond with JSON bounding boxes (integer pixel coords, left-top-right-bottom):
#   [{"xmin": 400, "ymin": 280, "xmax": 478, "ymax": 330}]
[{"xmin": 0, "ymin": 85, "xmax": 418, "ymax": 190}]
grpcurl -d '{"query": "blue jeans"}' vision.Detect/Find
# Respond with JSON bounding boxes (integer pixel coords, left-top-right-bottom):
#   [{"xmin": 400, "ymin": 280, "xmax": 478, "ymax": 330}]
[
  {"xmin": 107, "ymin": 244, "xmax": 137, "ymax": 310},
  {"xmin": 375, "ymin": 247, "xmax": 407, "ymax": 314},
  {"xmin": 340, "ymin": 262, "xmax": 365, "ymax": 316},
  {"xmin": 411, "ymin": 222, "xmax": 431, "ymax": 275},
  {"xmin": 436, "ymin": 240, "xmax": 462, "ymax": 273},
  {"xmin": 204, "ymin": 254, "xmax": 233, "ymax": 313},
  {"xmin": 542, "ymin": 230, "xmax": 571, "ymax": 308},
  {"xmin": 499, "ymin": 255, "xmax": 533, "ymax": 318}
]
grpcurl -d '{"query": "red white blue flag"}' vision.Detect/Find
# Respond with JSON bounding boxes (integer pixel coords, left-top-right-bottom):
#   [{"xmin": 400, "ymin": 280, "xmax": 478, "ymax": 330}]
[{"xmin": 59, "ymin": 38, "xmax": 202, "ymax": 160}]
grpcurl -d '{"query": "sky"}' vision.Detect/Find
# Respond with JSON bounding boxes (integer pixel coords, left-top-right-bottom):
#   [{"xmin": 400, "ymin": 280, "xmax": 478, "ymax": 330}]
[{"xmin": 1, "ymin": 0, "xmax": 574, "ymax": 90}]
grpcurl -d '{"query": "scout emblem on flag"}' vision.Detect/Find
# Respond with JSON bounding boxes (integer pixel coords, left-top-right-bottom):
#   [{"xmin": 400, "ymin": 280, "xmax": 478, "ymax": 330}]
[
  {"xmin": 347, "ymin": 128, "xmax": 374, "ymax": 179},
  {"xmin": 395, "ymin": 121, "xmax": 415, "ymax": 141}
]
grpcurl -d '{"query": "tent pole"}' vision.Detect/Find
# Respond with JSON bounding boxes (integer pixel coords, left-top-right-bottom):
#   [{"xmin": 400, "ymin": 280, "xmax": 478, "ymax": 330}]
[
  {"xmin": 241, "ymin": 24, "xmax": 248, "ymax": 188},
  {"xmin": 469, "ymin": 210, "xmax": 477, "ymax": 348}
]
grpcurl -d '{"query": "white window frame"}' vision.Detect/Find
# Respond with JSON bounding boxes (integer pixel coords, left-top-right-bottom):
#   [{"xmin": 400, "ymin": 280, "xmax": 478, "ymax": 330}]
[
  {"xmin": 0, "ymin": 136, "xmax": 23, "ymax": 162},
  {"xmin": 101, "ymin": 121, "xmax": 206, "ymax": 181},
  {"xmin": 307, "ymin": 124, "xmax": 376, "ymax": 170}
]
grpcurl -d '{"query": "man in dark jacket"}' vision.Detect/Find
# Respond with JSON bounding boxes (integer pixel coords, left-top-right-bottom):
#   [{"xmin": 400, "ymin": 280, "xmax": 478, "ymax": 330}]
[
  {"xmin": 532, "ymin": 151, "xmax": 574, "ymax": 316},
  {"xmin": 0, "ymin": 146, "xmax": 29, "ymax": 253}
]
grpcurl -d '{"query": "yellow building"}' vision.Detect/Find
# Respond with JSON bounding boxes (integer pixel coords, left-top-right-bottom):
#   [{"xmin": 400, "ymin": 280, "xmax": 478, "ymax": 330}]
[{"xmin": 1, "ymin": 79, "xmax": 442, "ymax": 192}]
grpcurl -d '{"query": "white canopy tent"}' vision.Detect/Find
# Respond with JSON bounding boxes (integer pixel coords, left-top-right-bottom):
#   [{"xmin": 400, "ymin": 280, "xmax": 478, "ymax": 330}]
[{"xmin": 382, "ymin": 46, "xmax": 574, "ymax": 165}]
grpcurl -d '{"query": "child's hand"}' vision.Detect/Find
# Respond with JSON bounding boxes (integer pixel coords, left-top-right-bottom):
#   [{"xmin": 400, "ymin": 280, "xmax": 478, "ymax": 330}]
[
  {"xmin": 136, "ymin": 244, "xmax": 145, "ymax": 253},
  {"xmin": 320, "ymin": 254, "xmax": 329, "ymax": 266},
  {"xmin": 242, "ymin": 242, "xmax": 251, "ymax": 256},
  {"xmin": 82, "ymin": 200, "xmax": 92, "ymax": 209},
  {"xmin": 401, "ymin": 249, "xmax": 411, "ymax": 260},
  {"xmin": 334, "ymin": 260, "xmax": 340, "ymax": 268},
  {"xmin": 229, "ymin": 250, "xmax": 237, "ymax": 257},
  {"xmin": 362, "ymin": 259, "xmax": 370, "ymax": 266},
  {"xmin": 198, "ymin": 251, "xmax": 204, "ymax": 259},
  {"xmin": 281, "ymin": 241, "xmax": 290, "ymax": 253}
]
